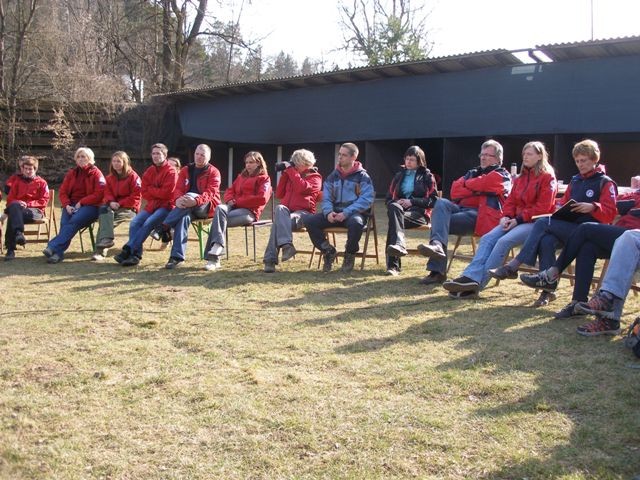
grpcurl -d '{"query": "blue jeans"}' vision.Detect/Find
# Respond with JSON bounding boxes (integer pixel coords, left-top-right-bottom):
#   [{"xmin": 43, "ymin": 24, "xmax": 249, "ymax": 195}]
[
  {"xmin": 462, "ymin": 222, "xmax": 534, "ymax": 288},
  {"xmin": 427, "ymin": 198, "xmax": 477, "ymax": 273},
  {"xmin": 125, "ymin": 208, "xmax": 170, "ymax": 257},
  {"xmin": 515, "ymin": 218, "xmax": 579, "ymax": 271},
  {"xmin": 601, "ymin": 230, "xmax": 640, "ymax": 320},
  {"xmin": 163, "ymin": 205, "xmax": 209, "ymax": 261},
  {"xmin": 48, "ymin": 206, "xmax": 99, "ymax": 257},
  {"xmin": 305, "ymin": 212, "xmax": 368, "ymax": 254},
  {"xmin": 263, "ymin": 204, "xmax": 309, "ymax": 264}
]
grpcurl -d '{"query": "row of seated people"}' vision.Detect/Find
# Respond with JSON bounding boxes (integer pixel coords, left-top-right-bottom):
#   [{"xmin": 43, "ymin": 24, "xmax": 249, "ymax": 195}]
[{"xmin": 2, "ymin": 139, "xmax": 639, "ymax": 337}]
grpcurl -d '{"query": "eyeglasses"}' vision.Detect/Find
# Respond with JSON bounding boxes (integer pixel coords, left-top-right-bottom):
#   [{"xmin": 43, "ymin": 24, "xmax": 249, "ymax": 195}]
[{"xmin": 478, "ymin": 153, "xmax": 497, "ymax": 159}]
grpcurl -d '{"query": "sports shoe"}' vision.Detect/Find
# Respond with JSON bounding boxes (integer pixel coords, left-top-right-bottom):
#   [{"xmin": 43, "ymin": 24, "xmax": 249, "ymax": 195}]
[
  {"xmin": 91, "ymin": 253, "xmax": 105, "ymax": 262},
  {"xmin": 417, "ymin": 242, "xmax": 446, "ymax": 260},
  {"xmin": 47, "ymin": 253, "xmax": 62, "ymax": 264},
  {"xmin": 113, "ymin": 246, "xmax": 131, "ymax": 264},
  {"xmin": 448, "ymin": 290, "xmax": 478, "ymax": 300},
  {"xmin": 576, "ymin": 316, "xmax": 621, "ymax": 337},
  {"xmin": 121, "ymin": 255, "xmax": 141, "ymax": 266},
  {"xmin": 322, "ymin": 247, "xmax": 337, "ymax": 273},
  {"xmin": 575, "ymin": 291, "xmax": 615, "ymax": 318},
  {"xmin": 165, "ymin": 257, "xmax": 184, "ymax": 269},
  {"xmin": 150, "ymin": 227, "xmax": 162, "ymax": 241},
  {"xmin": 4, "ymin": 250, "xmax": 15, "ymax": 261},
  {"xmin": 419, "ymin": 271, "xmax": 446, "ymax": 285},
  {"xmin": 161, "ymin": 230, "xmax": 172, "ymax": 243},
  {"xmin": 487, "ymin": 264, "xmax": 518, "ymax": 280},
  {"xmin": 15, "ymin": 231, "xmax": 26, "ymax": 246},
  {"xmin": 385, "ymin": 268, "xmax": 400, "ymax": 276},
  {"xmin": 204, "ymin": 258, "xmax": 220, "ymax": 271},
  {"xmin": 280, "ymin": 243, "xmax": 297, "ymax": 262},
  {"xmin": 341, "ymin": 253, "xmax": 356, "ymax": 273},
  {"xmin": 96, "ymin": 238, "xmax": 115, "ymax": 249},
  {"xmin": 553, "ymin": 301, "xmax": 585, "ymax": 319},
  {"xmin": 386, "ymin": 244, "xmax": 408, "ymax": 257},
  {"xmin": 208, "ymin": 242, "xmax": 224, "ymax": 257},
  {"xmin": 520, "ymin": 271, "xmax": 558, "ymax": 292},
  {"xmin": 264, "ymin": 262, "xmax": 276, "ymax": 273},
  {"xmin": 443, "ymin": 276, "xmax": 480, "ymax": 293},
  {"xmin": 532, "ymin": 290, "xmax": 557, "ymax": 307},
  {"xmin": 42, "ymin": 247, "xmax": 53, "ymax": 258}
]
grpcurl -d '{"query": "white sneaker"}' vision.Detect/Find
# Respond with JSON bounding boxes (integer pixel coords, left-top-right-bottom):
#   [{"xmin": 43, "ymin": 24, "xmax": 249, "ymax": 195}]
[
  {"xmin": 91, "ymin": 253, "xmax": 105, "ymax": 261},
  {"xmin": 208, "ymin": 243, "xmax": 224, "ymax": 256},
  {"xmin": 204, "ymin": 260, "xmax": 221, "ymax": 271}
]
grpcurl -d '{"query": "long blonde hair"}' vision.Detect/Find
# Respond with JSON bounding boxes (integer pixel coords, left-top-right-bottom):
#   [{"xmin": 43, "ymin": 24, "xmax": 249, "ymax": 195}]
[
  {"xmin": 241, "ymin": 151, "xmax": 267, "ymax": 177},
  {"xmin": 522, "ymin": 141, "xmax": 554, "ymax": 176}
]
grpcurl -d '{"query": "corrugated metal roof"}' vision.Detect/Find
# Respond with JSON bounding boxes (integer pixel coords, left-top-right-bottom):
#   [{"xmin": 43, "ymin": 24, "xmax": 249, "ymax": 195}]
[{"xmin": 154, "ymin": 35, "xmax": 640, "ymax": 102}]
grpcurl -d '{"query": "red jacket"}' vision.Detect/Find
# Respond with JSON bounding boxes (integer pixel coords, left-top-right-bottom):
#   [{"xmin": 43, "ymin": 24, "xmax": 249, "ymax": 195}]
[
  {"xmin": 450, "ymin": 165, "xmax": 512, "ymax": 235},
  {"xmin": 615, "ymin": 189, "xmax": 640, "ymax": 230},
  {"xmin": 276, "ymin": 166, "xmax": 322, "ymax": 213},
  {"xmin": 224, "ymin": 173, "xmax": 272, "ymax": 220},
  {"xmin": 173, "ymin": 163, "xmax": 221, "ymax": 217},
  {"xmin": 59, "ymin": 164, "xmax": 106, "ymax": 207},
  {"xmin": 141, "ymin": 161, "xmax": 178, "ymax": 213},
  {"xmin": 503, "ymin": 167, "xmax": 557, "ymax": 223},
  {"xmin": 559, "ymin": 164, "xmax": 617, "ymax": 224},
  {"xmin": 104, "ymin": 171, "xmax": 142, "ymax": 212},
  {"xmin": 5, "ymin": 174, "xmax": 50, "ymax": 213}
]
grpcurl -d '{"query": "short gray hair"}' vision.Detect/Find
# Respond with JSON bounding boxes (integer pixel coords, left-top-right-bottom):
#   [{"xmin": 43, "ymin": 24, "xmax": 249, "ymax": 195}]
[
  {"xmin": 290, "ymin": 149, "xmax": 316, "ymax": 167},
  {"xmin": 481, "ymin": 140, "xmax": 503, "ymax": 164}
]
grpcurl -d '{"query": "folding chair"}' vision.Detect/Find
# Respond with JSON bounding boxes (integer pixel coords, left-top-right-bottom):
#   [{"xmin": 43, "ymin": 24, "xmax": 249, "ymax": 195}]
[
  {"xmin": 23, "ymin": 188, "xmax": 58, "ymax": 245},
  {"xmin": 224, "ymin": 192, "xmax": 275, "ymax": 262}
]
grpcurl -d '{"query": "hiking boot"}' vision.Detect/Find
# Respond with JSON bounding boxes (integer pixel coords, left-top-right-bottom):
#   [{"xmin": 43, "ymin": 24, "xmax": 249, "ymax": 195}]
[
  {"xmin": 96, "ymin": 238, "xmax": 115, "ymax": 249},
  {"xmin": 554, "ymin": 301, "xmax": 585, "ymax": 319},
  {"xmin": 204, "ymin": 258, "xmax": 221, "ymax": 271},
  {"xmin": 42, "ymin": 247, "xmax": 53, "ymax": 258},
  {"xmin": 150, "ymin": 227, "xmax": 162, "ymax": 241},
  {"xmin": 264, "ymin": 262, "xmax": 276, "ymax": 273},
  {"xmin": 15, "ymin": 231, "xmax": 26, "ymax": 246},
  {"xmin": 165, "ymin": 257, "xmax": 184, "ymax": 269},
  {"xmin": 386, "ymin": 244, "xmax": 408, "ymax": 257},
  {"xmin": 121, "ymin": 255, "xmax": 141, "ymax": 267},
  {"xmin": 341, "ymin": 253, "xmax": 356, "ymax": 273},
  {"xmin": 575, "ymin": 291, "xmax": 615, "ymax": 318},
  {"xmin": 322, "ymin": 247, "xmax": 337, "ymax": 273},
  {"xmin": 448, "ymin": 290, "xmax": 478, "ymax": 300},
  {"xmin": 520, "ymin": 271, "xmax": 558, "ymax": 292},
  {"xmin": 532, "ymin": 290, "xmax": 557, "ymax": 307},
  {"xmin": 443, "ymin": 276, "xmax": 480, "ymax": 293},
  {"xmin": 419, "ymin": 271, "xmax": 446, "ymax": 285},
  {"xmin": 208, "ymin": 242, "xmax": 224, "ymax": 257},
  {"xmin": 488, "ymin": 264, "xmax": 518, "ymax": 280},
  {"xmin": 417, "ymin": 242, "xmax": 446, "ymax": 260},
  {"xmin": 47, "ymin": 253, "xmax": 62, "ymax": 264},
  {"xmin": 280, "ymin": 243, "xmax": 297, "ymax": 262},
  {"xmin": 385, "ymin": 268, "xmax": 400, "ymax": 276},
  {"xmin": 4, "ymin": 250, "xmax": 15, "ymax": 261},
  {"xmin": 576, "ymin": 316, "xmax": 621, "ymax": 337}
]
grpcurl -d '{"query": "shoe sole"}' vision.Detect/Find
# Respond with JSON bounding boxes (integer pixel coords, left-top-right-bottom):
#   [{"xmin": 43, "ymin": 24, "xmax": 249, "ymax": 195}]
[
  {"xmin": 488, "ymin": 269, "xmax": 518, "ymax": 281},
  {"xmin": 386, "ymin": 245, "xmax": 408, "ymax": 257},
  {"xmin": 577, "ymin": 327, "xmax": 621, "ymax": 337},
  {"xmin": 443, "ymin": 281, "xmax": 480, "ymax": 293},
  {"xmin": 574, "ymin": 303, "xmax": 616, "ymax": 319},
  {"xmin": 417, "ymin": 244, "xmax": 446, "ymax": 260},
  {"xmin": 520, "ymin": 277, "xmax": 557, "ymax": 291},
  {"xmin": 448, "ymin": 291, "xmax": 478, "ymax": 300}
]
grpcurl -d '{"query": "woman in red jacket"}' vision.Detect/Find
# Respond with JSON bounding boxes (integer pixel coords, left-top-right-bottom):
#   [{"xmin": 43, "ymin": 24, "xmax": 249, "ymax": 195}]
[
  {"xmin": 262, "ymin": 149, "xmax": 322, "ymax": 272},
  {"xmin": 92, "ymin": 151, "xmax": 142, "ymax": 261},
  {"xmin": 204, "ymin": 151, "xmax": 272, "ymax": 271},
  {"xmin": 44, "ymin": 147, "xmax": 106, "ymax": 264},
  {"xmin": 443, "ymin": 141, "xmax": 557, "ymax": 297},
  {"xmin": 3, "ymin": 156, "xmax": 50, "ymax": 261}
]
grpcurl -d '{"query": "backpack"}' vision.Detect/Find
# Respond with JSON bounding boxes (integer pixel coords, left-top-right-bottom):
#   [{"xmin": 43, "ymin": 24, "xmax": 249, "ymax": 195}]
[{"xmin": 623, "ymin": 317, "xmax": 640, "ymax": 359}]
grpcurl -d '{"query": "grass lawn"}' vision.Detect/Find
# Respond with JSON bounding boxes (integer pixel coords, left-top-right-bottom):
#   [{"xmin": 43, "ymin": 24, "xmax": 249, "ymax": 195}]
[{"xmin": 1, "ymin": 200, "xmax": 639, "ymax": 479}]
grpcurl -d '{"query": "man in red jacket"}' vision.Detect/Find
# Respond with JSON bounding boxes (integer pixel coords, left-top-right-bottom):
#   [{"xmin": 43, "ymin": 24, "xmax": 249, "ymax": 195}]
[
  {"xmin": 153, "ymin": 144, "xmax": 221, "ymax": 269},
  {"xmin": 417, "ymin": 140, "xmax": 511, "ymax": 285},
  {"xmin": 3, "ymin": 156, "xmax": 50, "ymax": 260}
]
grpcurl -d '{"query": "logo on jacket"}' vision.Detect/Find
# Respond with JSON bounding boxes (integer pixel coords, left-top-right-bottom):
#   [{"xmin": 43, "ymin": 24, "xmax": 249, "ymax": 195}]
[{"xmin": 586, "ymin": 189, "xmax": 594, "ymax": 198}]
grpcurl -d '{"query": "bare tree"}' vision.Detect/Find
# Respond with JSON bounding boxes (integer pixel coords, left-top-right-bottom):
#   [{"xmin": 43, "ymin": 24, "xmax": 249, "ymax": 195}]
[{"xmin": 339, "ymin": 0, "xmax": 432, "ymax": 66}]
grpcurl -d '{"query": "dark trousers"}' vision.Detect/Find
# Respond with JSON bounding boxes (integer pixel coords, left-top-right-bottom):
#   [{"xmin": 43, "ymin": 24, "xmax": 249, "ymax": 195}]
[
  {"xmin": 305, "ymin": 212, "xmax": 368, "ymax": 254},
  {"xmin": 386, "ymin": 202, "xmax": 427, "ymax": 270},
  {"xmin": 4, "ymin": 203, "xmax": 43, "ymax": 251},
  {"xmin": 555, "ymin": 222, "xmax": 627, "ymax": 302},
  {"xmin": 516, "ymin": 218, "xmax": 580, "ymax": 271}
]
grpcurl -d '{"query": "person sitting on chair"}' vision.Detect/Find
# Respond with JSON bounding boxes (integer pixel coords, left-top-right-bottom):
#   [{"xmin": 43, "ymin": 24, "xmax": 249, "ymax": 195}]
[
  {"xmin": 263, "ymin": 149, "xmax": 322, "ymax": 273},
  {"xmin": 573, "ymin": 229, "xmax": 640, "ymax": 336},
  {"xmin": 443, "ymin": 141, "xmax": 556, "ymax": 298},
  {"xmin": 114, "ymin": 143, "xmax": 178, "ymax": 267},
  {"xmin": 92, "ymin": 151, "xmax": 142, "ymax": 261},
  {"xmin": 154, "ymin": 144, "xmax": 221, "ymax": 269},
  {"xmin": 417, "ymin": 140, "xmax": 512, "ymax": 286},
  {"xmin": 3, "ymin": 156, "xmax": 50, "ymax": 261},
  {"xmin": 44, "ymin": 147, "xmax": 106, "ymax": 264},
  {"xmin": 384, "ymin": 145, "xmax": 438, "ymax": 276},
  {"xmin": 304, "ymin": 142, "xmax": 375, "ymax": 273},
  {"xmin": 518, "ymin": 183, "xmax": 640, "ymax": 318},
  {"xmin": 489, "ymin": 139, "xmax": 617, "ymax": 307},
  {"xmin": 204, "ymin": 151, "xmax": 271, "ymax": 271}
]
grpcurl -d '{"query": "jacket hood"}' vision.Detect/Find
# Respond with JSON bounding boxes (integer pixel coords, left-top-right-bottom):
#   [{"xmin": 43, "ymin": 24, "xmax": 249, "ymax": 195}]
[{"xmin": 337, "ymin": 160, "xmax": 363, "ymax": 178}]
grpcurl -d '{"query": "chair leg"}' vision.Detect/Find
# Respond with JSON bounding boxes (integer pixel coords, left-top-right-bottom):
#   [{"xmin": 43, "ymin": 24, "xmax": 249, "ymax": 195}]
[
  {"xmin": 225, "ymin": 229, "xmax": 229, "ymax": 259},
  {"xmin": 89, "ymin": 224, "xmax": 96, "ymax": 252},
  {"xmin": 244, "ymin": 227, "xmax": 249, "ymax": 257},
  {"xmin": 359, "ymin": 228, "xmax": 370, "ymax": 270},
  {"xmin": 252, "ymin": 225, "xmax": 257, "ymax": 262},
  {"xmin": 446, "ymin": 236, "xmax": 463, "ymax": 273}
]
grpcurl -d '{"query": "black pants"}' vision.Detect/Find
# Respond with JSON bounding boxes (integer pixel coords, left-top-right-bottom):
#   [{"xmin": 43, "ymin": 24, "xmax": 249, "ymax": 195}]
[
  {"xmin": 4, "ymin": 203, "xmax": 43, "ymax": 251},
  {"xmin": 386, "ymin": 202, "xmax": 428, "ymax": 270},
  {"xmin": 555, "ymin": 222, "xmax": 627, "ymax": 302}
]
